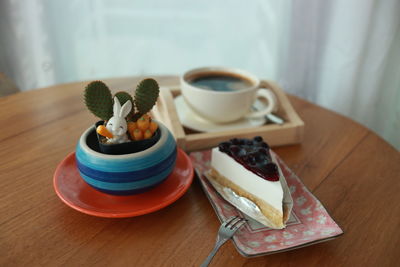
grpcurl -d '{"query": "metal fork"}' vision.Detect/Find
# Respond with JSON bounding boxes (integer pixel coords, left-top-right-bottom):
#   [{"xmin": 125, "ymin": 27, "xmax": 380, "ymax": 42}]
[{"xmin": 201, "ymin": 216, "xmax": 246, "ymax": 267}]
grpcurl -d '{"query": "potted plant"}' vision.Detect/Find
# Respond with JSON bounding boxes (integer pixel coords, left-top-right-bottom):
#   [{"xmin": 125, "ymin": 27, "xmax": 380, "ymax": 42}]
[{"xmin": 75, "ymin": 79, "xmax": 177, "ymax": 195}]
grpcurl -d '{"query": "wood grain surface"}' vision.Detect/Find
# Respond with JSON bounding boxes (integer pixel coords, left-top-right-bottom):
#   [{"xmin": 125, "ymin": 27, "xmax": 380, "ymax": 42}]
[{"xmin": 0, "ymin": 76, "xmax": 399, "ymax": 267}]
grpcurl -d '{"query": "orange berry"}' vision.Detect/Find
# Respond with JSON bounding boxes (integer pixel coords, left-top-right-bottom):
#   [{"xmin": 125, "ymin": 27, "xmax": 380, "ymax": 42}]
[
  {"xmin": 96, "ymin": 125, "xmax": 113, "ymax": 139},
  {"xmin": 144, "ymin": 129, "xmax": 153, "ymax": 139},
  {"xmin": 133, "ymin": 129, "xmax": 143, "ymax": 141},
  {"xmin": 137, "ymin": 116, "xmax": 150, "ymax": 131},
  {"xmin": 128, "ymin": 122, "xmax": 137, "ymax": 132},
  {"xmin": 128, "ymin": 122, "xmax": 137, "ymax": 140},
  {"xmin": 149, "ymin": 121, "xmax": 158, "ymax": 133}
]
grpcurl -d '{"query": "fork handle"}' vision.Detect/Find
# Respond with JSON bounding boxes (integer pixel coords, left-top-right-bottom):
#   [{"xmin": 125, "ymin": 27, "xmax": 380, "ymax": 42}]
[{"xmin": 200, "ymin": 238, "xmax": 228, "ymax": 267}]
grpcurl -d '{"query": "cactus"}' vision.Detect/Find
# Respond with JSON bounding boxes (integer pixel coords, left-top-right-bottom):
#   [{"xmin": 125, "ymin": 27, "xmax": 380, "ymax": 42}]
[
  {"xmin": 134, "ymin": 78, "xmax": 159, "ymax": 119},
  {"xmin": 84, "ymin": 81, "xmax": 113, "ymax": 120},
  {"xmin": 84, "ymin": 79, "xmax": 159, "ymax": 122}
]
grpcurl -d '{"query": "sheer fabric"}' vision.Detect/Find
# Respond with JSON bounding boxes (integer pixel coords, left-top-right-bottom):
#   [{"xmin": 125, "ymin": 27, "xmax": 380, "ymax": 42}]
[{"xmin": 0, "ymin": 0, "xmax": 398, "ymax": 148}]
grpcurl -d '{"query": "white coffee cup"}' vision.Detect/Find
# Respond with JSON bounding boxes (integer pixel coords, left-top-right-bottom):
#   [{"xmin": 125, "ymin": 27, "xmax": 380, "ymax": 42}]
[{"xmin": 181, "ymin": 67, "xmax": 277, "ymax": 123}]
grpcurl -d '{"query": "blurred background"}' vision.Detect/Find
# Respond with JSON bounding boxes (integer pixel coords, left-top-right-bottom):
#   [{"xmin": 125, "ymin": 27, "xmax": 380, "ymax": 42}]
[{"xmin": 0, "ymin": 0, "xmax": 399, "ymax": 149}]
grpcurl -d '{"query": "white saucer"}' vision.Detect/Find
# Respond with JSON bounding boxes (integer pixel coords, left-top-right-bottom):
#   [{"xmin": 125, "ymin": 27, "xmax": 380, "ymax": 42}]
[{"xmin": 174, "ymin": 95, "xmax": 266, "ymax": 133}]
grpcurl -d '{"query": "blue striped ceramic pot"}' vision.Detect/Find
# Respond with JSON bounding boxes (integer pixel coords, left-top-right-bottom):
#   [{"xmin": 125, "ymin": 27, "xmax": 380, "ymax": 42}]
[{"xmin": 75, "ymin": 122, "xmax": 177, "ymax": 195}]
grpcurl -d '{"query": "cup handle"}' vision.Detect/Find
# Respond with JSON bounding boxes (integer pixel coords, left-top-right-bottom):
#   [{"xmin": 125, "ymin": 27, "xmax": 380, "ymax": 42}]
[{"xmin": 245, "ymin": 88, "xmax": 277, "ymax": 119}]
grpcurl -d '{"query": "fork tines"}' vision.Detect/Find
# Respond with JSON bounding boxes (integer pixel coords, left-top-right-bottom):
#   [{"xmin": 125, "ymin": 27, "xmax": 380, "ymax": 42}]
[{"xmin": 224, "ymin": 216, "xmax": 246, "ymax": 230}]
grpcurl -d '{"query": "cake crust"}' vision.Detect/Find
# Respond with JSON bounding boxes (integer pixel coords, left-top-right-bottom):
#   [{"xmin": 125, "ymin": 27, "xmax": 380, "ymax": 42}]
[{"xmin": 209, "ymin": 168, "xmax": 286, "ymax": 229}]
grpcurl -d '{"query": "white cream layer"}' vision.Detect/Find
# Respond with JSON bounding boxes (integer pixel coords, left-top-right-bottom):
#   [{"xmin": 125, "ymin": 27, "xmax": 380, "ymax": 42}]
[{"xmin": 211, "ymin": 148, "xmax": 283, "ymax": 213}]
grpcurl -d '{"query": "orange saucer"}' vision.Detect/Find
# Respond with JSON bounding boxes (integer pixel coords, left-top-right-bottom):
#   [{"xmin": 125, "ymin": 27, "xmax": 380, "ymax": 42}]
[{"xmin": 53, "ymin": 148, "xmax": 194, "ymax": 218}]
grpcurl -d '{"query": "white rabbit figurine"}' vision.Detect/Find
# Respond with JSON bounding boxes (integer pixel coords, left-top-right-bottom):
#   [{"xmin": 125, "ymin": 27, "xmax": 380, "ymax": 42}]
[{"xmin": 105, "ymin": 97, "xmax": 132, "ymax": 144}]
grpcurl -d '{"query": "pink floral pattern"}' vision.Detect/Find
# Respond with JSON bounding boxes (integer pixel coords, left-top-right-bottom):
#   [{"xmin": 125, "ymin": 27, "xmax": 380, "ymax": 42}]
[{"xmin": 190, "ymin": 150, "xmax": 343, "ymax": 257}]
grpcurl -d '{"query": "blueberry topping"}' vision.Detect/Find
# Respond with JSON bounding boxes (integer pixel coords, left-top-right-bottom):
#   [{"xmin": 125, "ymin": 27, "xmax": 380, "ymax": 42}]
[
  {"xmin": 240, "ymin": 155, "xmax": 249, "ymax": 163},
  {"xmin": 217, "ymin": 137, "xmax": 277, "ymax": 181},
  {"xmin": 237, "ymin": 148, "xmax": 246, "ymax": 157},
  {"xmin": 254, "ymin": 153, "xmax": 264, "ymax": 162},
  {"xmin": 258, "ymin": 148, "xmax": 268, "ymax": 155},
  {"xmin": 261, "ymin": 142, "xmax": 269, "ymax": 149},
  {"xmin": 231, "ymin": 138, "xmax": 240, "ymax": 145},
  {"xmin": 239, "ymin": 139, "xmax": 246, "ymax": 145},
  {"xmin": 254, "ymin": 136, "xmax": 263, "ymax": 142},
  {"xmin": 218, "ymin": 142, "xmax": 231, "ymax": 152},
  {"xmin": 248, "ymin": 155, "xmax": 256, "ymax": 164},
  {"xmin": 221, "ymin": 141, "xmax": 231, "ymax": 147},
  {"xmin": 264, "ymin": 163, "xmax": 280, "ymax": 181},
  {"xmin": 246, "ymin": 140, "xmax": 254, "ymax": 146},
  {"xmin": 264, "ymin": 163, "xmax": 278, "ymax": 174},
  {"xmin": 230, "ymin": 145, "xmax": 240, "ymax": 154}
]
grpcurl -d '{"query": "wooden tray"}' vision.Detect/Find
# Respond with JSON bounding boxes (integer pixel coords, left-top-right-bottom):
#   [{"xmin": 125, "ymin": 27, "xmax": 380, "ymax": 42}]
[{"xmin": 152, "ymin": 80, "xmax": 304, "ymax": 152}]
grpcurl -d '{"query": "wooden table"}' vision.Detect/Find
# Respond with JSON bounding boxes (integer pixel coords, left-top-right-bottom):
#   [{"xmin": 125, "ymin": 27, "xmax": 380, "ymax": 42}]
[{"xmin": 1, "ymin": 76, "xmax": 399, "ymax": 267}]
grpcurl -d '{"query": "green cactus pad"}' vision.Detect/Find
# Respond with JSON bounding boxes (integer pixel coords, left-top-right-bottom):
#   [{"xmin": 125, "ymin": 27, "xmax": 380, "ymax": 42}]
[
  {"xmin": 114, "ymin": 91, "xmax": 134, "ymax": 118},
  {"xmin": 134, "ymin": 78, "xmax": 160, "ymax": 115},
  {"xmin": 84, "ymin": 81, "xmax": 113, "ymax": 120}
]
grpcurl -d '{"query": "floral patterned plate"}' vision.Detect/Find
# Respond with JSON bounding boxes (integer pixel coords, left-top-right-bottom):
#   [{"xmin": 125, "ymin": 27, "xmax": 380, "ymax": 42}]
[{"xmin": 190, "ymin": 150, "xmax": 343, "ymax": 257}]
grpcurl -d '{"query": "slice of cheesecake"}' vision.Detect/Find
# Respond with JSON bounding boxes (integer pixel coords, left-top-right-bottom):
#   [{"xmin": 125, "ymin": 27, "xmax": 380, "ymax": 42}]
[{"xmin": 208, "ymin": 136, "xmax": 291, "ymax": 229}]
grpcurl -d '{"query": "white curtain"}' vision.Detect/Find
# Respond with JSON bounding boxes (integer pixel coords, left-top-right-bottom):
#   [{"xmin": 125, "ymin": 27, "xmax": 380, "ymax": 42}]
[{"xmin": 1, "ymin": 0, "xmax": 399, "ymax": 149}]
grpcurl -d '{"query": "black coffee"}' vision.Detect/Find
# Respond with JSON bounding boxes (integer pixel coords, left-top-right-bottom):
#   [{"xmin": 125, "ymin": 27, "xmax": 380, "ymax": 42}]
[{"xmin": 188, "ymin": 72, "xmax": 253, "ymax": 92}]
